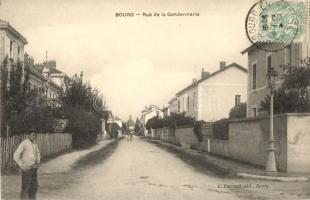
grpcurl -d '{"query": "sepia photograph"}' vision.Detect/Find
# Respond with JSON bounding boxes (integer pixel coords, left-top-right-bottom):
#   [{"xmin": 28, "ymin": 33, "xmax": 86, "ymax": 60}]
[{"xmin": 0, "ymin": 0, "xmax": 310, "ymax": 199}]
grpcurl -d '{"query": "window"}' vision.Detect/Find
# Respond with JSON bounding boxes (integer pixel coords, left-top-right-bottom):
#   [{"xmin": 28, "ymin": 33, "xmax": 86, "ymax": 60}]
[
  {"xmin": 267, "ymin": 55, "xmax": 272, "ymax": 72},
  {"xmin": 33, "ymin": 85, "xmax": 37, "ymax": 95},
  {"xmin": 235, "ymin": 95, "xmax": 241, "ymax": 106},
  {"xmin": 193, "ymin": 92, "xmax": 196, "ymax": 108},
  {"xmin": 187, "ymin": 96, "xmax": 190, "ymax": 111},
  {"xmin": 252, "ymin": 63, "xmax": 257, "ymax": 90},
  {"xmin": 18, "ymin": 46, "xmax": 20, "ymax": 58},
  {"xmin": 286, "ymin": 45, "xmax": 292, "ymax": 65},
  {"xmin": 252, "ymin": 107, "xmax": 257, "ymax": 117},
  {"xmin": 178, "ymin": 100, "xmax": 180, "ymax": 112},
  {"xmin": 9, "ymin": 41, "xmax": 13, "ymax": 58}
]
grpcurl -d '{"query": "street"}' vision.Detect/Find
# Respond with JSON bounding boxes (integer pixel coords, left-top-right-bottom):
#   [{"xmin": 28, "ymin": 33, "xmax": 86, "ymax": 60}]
[{"xmin": 2, "ymin": 136, "xmax": 304, "ymax": 200}]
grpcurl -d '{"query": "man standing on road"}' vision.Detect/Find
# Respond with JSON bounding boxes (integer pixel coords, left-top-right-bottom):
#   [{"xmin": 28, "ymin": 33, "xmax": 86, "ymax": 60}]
[{"xmin": 14, "ymin": 132, "xmax": 41, "ymax": 200}]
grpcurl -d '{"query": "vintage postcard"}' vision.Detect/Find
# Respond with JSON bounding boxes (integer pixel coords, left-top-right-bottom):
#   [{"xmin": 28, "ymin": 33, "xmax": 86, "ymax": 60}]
[{"xmin": 0, "ymin": 0, "xmax": 310, "ymax": 199}]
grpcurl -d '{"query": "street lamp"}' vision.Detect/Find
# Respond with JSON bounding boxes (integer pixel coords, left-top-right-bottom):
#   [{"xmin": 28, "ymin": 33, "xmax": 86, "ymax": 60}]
[{"xmin": 265, "ymin": 67, "xmax": 278, "ymax": 173}]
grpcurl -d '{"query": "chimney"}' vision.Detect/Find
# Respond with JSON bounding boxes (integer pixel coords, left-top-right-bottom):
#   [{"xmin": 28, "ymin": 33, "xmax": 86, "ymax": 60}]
[
  {"xmin": 201, "ymin": 68, "xmax": 210, "ymax": 79},
  {"xmin": 44, "ymin": 60, "xmax": 56, "ymax": 69},
  {"xmin": 220, "ymin": 61, "xmax": 226, "ymax": 69}
]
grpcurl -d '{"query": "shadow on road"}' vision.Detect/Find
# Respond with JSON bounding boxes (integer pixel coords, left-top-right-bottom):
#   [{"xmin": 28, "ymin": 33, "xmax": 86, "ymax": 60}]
[
  {"xmin": 72, "ymin": 137, "xmax": 123, "ymax": 170},
  {"xmin": 145, "ymin": 139, "xmax": 233, "ymax": 178}
]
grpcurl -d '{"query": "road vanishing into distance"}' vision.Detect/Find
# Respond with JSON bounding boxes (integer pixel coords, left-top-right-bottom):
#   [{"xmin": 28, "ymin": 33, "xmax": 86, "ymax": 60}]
[{"xmin": 2, "ymin": 136, "xmax": 310, "ymax": 200}]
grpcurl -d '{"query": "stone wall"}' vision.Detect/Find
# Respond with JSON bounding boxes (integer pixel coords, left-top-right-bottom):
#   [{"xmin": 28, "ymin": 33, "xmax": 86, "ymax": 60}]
[
  {"xmin": 175, "ymin": 126, "xmax": 199, "ymax": 149},
  {"xmin": 226, "ymin": 115, "xmax": 287, "ymax": 170},
  {"xmin": 286, "ymin": 114, "xmax": 310, "ymax": 173},
  {"xmin": 153, "ymin": 113, "xmax": 310, "ymax": 173}
]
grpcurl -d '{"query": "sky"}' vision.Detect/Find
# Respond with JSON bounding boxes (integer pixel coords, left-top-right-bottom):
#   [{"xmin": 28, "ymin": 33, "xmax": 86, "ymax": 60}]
[{"xmin": 0, "ymin": 0, "xmax": 256, "ymax": 121}]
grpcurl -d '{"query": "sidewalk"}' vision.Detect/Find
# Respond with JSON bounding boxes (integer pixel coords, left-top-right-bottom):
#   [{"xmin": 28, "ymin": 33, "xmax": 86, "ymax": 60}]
[
  {"xmin": 1, "ymin": 139, "xmax": 115, "ymax": 199},
  {"xmin": 146, "ymin": 138, "xmax": 310, "ymax": 182}
]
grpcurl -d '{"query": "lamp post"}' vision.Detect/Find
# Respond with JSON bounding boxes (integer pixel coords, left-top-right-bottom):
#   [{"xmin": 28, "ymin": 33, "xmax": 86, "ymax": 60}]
[{"xmin": 265, "ymin": 67, "xmax": 278, "ymax": 173}]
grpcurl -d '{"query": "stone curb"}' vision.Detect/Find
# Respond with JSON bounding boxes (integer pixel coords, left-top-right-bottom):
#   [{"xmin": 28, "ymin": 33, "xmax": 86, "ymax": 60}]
[
  {"xmin": 145, "ymin": 138, "xmax": 310, "ymax": 182},
  {"xmin": 237, "ymin": 173, "xmax": 309, "ymax": 182},
  {"xmin": 146, "ymin": 138, "xmax": 234, "ymax": 175}
]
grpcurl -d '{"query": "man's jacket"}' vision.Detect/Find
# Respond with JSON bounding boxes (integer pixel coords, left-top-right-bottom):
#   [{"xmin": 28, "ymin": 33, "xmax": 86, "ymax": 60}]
[{"xmin": 13, "ymin": 138, "xmax": 41, "ymax": 170}]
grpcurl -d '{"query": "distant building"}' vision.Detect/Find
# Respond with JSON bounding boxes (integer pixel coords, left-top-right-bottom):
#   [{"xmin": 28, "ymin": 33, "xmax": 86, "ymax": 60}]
[
  {"xmin": 241, "ymin": 42, "xmax": 307, "ymax": 117},
  {"xmin": 162, "ymin": 106, "xmax": 170, "ymax": 118},
  {"xmin": 24, "ymin": 54, "xmax": 62, "ymax": 108},
  {"xmin": 168, "ymin": 97, "xmax": 178, "ymax": 114},
  {"xmin": 175, "ymin": 62, "xmax": 247, "ymax": 122},
  {"xmin": 0, "ymin": 19, "xmax": 28, "ymax": 82},
  {"xmin": 127, "ymin": 115, "xmax": 135, "ymax": 132},
  {"xmin": 141, "ymin": 105, "xmax": 163, "ymax": 135},
  {"xmin": 35, "ymin": 60, "xmax": 68, "ymax": 89}
]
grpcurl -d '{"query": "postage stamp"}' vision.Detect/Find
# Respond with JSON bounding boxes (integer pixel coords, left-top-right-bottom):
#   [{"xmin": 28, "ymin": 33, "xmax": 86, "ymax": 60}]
[{"xmin": 245, "ymin": 0, "xmax": 308, "ymax": 52}]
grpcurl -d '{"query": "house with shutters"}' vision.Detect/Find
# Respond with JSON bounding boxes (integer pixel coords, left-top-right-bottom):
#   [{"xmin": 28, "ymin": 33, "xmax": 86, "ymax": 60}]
[
  {"xmin": 241, "ymin": 42, "xmax": 308, "ymax": 117},
  {"xmin": 174, "ymin": 62, "xmax": 247, "ymax": 122}
]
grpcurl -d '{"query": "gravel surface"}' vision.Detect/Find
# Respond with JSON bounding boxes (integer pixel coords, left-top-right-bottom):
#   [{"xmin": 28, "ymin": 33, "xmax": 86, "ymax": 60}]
[{"xmin": 2, "ymin": 136, "xmax": 310, "ymax": 200}]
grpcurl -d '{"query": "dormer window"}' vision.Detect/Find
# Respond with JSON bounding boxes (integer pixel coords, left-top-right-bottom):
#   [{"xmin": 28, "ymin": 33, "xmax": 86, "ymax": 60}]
[
  {"xmin": 18, "ymin": 46, "xmax": 20, "ymax": 58},
  {"xmin": 9, "ymin": 41, "xmax": 13, "ymax": 58}
]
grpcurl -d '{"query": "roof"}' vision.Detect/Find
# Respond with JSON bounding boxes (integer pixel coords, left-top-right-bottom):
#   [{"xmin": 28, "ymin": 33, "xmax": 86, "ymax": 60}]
[
  {"xmin": 142, "ymin": 106, "xmax": 163, "ymax": 116},
  {"xmin": 142, "ymin": 105, "xmax": 161, "ymax": 113},
  {"xmin": 162, "ymin": 106, "xmax": 169, "ymax": 111},
  {"xmin": 25, "ymin": 66, "xmax": 62, "ymax": 91},
  {"xmin": 0, "ymin": 19, "xmax": 28, "ymax": 44},
  {"xmin": 114, "ymin": 116, "xmax": 121, "ymax": 121},
  {"xmin": 49, "ymin": 67, "xmax": 63, "ymax": 74},
  {"xmin": 240, "ymin": 42, "xmax": 298, "ymax": 54},
  {"xmin": 176, "ymin": 63, "xmax": 247, "ymax": 95},
  {"xmin": 168, "ymin": 97, "xmax": 177, "ymax": 104},
  {"xmin": 127, "ymin": 118, "xmax": 135, "ymax": 127},
  {"xmin": 241, "ymin": 44, "xmax": 256, "ymax": 55}
]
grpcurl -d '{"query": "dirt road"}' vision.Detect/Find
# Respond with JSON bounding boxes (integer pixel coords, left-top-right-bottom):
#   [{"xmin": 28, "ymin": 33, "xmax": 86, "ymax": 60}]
[{"xmin": 2, "ymin": 136, "xmax": 310, "ymax": 200}]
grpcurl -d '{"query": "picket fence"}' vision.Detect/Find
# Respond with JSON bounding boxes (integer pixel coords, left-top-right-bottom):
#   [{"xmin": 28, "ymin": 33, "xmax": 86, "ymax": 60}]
[{"xmin": 0, "ymin": 133, "xmax": 72, "ymax": 170}]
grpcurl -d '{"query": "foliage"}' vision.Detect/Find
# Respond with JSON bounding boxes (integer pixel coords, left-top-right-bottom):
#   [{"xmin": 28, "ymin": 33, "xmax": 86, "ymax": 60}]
[
  {"xmin": 60, "ymin": 72, "xmax": 109, "ymax": 120},
  {"xmin": 213, "ymin": 118, "xmax": 229, "ymax": 140},
  {"xmin": 193, "ymin": 121, "xmax": 203, "ymax": 142},
  {"xmin": 10, "ymin": 106, "xmax": 56, "ymax": 134},
  {"xmin": 134, "ymin": 118, "xmax": 142, "ymax": 135},
  {"xmin": 145, "ymin": 112, "xmax": 195, "ymax": 131},
  {"xmin": 65, "ymin": 106, "xmax": 100, "ymax": 148},
  {"xmin": 229, "ymin": 103, "xmax": 247, "ymax": 119},
  {"xmin": 260, "ymin": 60, "xmax": 310, "ymax": 114},
  {"xmin": 0, "ymin": 57, "xmax": 44, "ymax": 136},
  {"xmin": 60, "ymin": 72, "xmax": 108, "ymax": 147},
  {"xmin": 122, "ymin": 122, "xmax": 129, "ymax": 135}
]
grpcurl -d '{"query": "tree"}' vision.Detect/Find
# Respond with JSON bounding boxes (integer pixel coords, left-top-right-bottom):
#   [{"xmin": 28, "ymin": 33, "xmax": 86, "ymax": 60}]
[
  {"xmin": 1, "ymin": 57, "xmax": 37, "ymax": 136},
  {"xmin": 260, "ymin": 59, "xmax": 310, "ymax": 114},
  {"xmin": 229, "ymin": 103, "xmax": 247, "ymax": 119},
  {"xmin": 122, "ymin": 122, "xmax": 129, "ymax": 135},
  {"xmin": 145, "ymin": 112, "xmax": 195, "ymax": 131},
  {"xmin": 134, "ymin": 118, "xmax": 142, "ymax": 135},
  {"xmin": 60, "ymin": 72, "xmax": 109, "ymax": 147}
]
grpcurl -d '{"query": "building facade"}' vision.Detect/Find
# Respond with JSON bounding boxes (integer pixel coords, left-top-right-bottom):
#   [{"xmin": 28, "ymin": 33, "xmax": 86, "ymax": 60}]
[
  {"xmin": 24, "ymin": 54, "xmax": 62, "ymax": 108},
  {"xmin": 175, "ymin": 62, "xmax": 247, "ymax": 122},
  {"xmin": 168, "ymin": 97, "xmax": 178, "ymax": 114},
  {"xmin": 162, "ymin": 106, "xmax": 170, "ymax": 118},
  {"xmin": 141, "ymin": 105, "xmax": 163, "ymax": 135},
  {"xmin": 127, "ymin": 115, "xmax": 135, "ymax": 132},
  {"xmin": 241, "ymin": 42, "xmax": 307, "ymax": 117},
  {"xmin": 0, "ymin": 19, "xmax": 27, "ymax": 67}
]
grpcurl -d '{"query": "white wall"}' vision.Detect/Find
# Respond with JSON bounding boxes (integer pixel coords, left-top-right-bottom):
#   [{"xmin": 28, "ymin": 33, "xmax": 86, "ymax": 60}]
[
  {"xmin": 287, "ymin": 114, "xmax": 310, "ymax": 173},
  {"xmin": 198, "ymin": 67, "xmax": 247, "ymax": 122},
  {"xmin": 177, "ymin": 86, "xmax": 198, "ymax": 119},
  {"xmin": 144, "ymin": 109, "xmax": 163, "ymax": 124}
]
